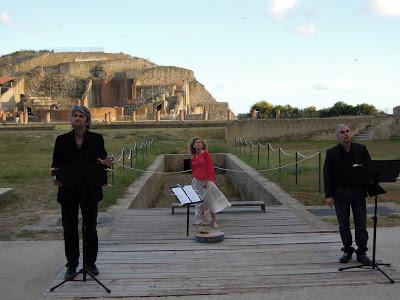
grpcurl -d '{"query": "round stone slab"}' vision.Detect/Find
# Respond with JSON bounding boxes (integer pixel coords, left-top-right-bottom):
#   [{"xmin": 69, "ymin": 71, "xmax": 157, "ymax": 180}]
[{"xmin": 195, "ymin": 231, "xmax": 224, "ymax": 243}]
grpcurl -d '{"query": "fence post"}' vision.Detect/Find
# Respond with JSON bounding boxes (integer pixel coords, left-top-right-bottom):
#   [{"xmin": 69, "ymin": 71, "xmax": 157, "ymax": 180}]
[
  {"xmin": 122, "ymin": 148, "xmax": 125, "ymax": 168},
  {"xmin": 111, "ymin": 161, "xmax": 114, "ymax": 186},
  {"xmin": 267, "ymin": 143, "xmax": 270, "ymax": 169},
  {"xmin": 318, "ymin": 151, "xmax": 322, "ymax": 193},
  {"xmin": 257, "ymin": 143, "xmax": 260, "ymax": 166},
  {"xmin": 295, "ymin": 151, "xmax": 298, "ymax": 186},
  {"xmin": 130, "ymin": 148, "xmax": 133, "ymax": 168},
  {"xmin": 278, "ymin": 148, "xmax": 281, "ymax": 173}
]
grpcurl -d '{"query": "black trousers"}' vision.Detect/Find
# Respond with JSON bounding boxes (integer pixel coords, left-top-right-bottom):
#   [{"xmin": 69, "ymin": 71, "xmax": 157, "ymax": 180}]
[
  {"xmin": 334, "ymin": 187, "xmax": 368, "ymax": 254},
  {"xmin": 61, "ymin": 187, "xmax": 98, "ymax": 268}
]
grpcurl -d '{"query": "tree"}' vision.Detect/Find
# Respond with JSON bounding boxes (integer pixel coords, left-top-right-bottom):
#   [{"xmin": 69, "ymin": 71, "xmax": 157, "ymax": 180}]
[
  {"xmin": 352, "ymin": 103, "xmax": 378, "ymax": 115},
  {"xmin": 251, "ymin": 101, "xmax": 273, "ymax": 118}
]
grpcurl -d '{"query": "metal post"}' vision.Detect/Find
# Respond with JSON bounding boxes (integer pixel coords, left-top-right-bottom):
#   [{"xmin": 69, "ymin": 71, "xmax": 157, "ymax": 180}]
[
  {"xmin": 122, "ymin": 148, "xmax": 125, "ymax": 168},
  {"xmin": 278, "ymin": 148, "xmax": 281, "ymax": 173},
  {"xmin": 267, "ymin": 143, "xmax": 270, "ymax": 169},
  {"xmin": 111, "ymin": 163, "xmax": 114, "ymax": 186},
  {"xmin": 257, "ymin": 143, "xmax": 260, "ymax": 166},
  {"xmin": 295, "ymin": 151, "xmax": 298, "ymax": 186},
  {"xmin": 130, "ymin": 148, "xmax": 133, "ymax": 168},
  {"xmin": 318, "ymin": 151, "xmax": 321, "ymax": 193}
]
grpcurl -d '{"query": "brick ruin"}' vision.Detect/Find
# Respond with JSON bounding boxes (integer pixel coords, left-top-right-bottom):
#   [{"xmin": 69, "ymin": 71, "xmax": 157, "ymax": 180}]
[{"xmin": 0, "ymin": 51, "xmax": 235, "ymax": 123}]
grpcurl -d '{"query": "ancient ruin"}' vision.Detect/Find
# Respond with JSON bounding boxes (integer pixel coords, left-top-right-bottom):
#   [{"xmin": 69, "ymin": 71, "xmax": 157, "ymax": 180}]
[{"xmin": 0, "ymin": 50, "xmax": 234, "ymax": 123}]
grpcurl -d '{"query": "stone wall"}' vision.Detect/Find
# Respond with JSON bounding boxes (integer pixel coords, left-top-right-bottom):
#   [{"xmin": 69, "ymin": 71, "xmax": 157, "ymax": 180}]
[
  {"xmin": 0, "ymin": 52, "xmax": 134, "ymax": 76},
  {"xmin": 35, "ymin": 109, "xmax": 70, "ymax": 122},
  {"xmin": 54, "ymin": 58, "xmax": 155, "ymax": 79},
  {"xmin": 225, "ymin": 115, "xmax": 395, "ymax": 142},
  {"xmin": 90, "ymin": 107, "xmax": 118, "ymax": 121},
  {"xmin": 207, "ymin": 102, "xmax": 230, "ymax": 121},
  {"xmin": 91, "ymin": 79, "xmax": 133, "ymax": 107},
  {"xmin": 188, "ymin": 80, "xmax": 216, "ymax": 106},
  {"xmin": 128, "ymin": 66, "xmax": 195, "ymax": 84},
  {"xmin": 0, "ymin": 77, "xmax": 25, "ymax": 111}
]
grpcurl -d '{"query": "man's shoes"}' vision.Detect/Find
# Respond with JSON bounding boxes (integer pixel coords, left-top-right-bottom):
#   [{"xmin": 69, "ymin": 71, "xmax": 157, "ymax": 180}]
[
  {"xmin": 357, "ymin": 254, "xmax": 372, "ymax": 266},
  {"xmin": 86, "ymin": 263, "xmax": 99, "ymax": 276},
  {"xmin": 339, "ymin": 251, "xmax": 353, "ymax": 263},
  {"xmin": 64, "ymin": 267, "xmax": 77, "ymax": 279}
]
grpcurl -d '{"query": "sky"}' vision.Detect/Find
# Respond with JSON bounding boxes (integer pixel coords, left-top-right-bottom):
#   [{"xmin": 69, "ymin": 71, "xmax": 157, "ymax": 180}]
[{"xmin": 0, "ymin": 0, "xmax": 399, "ymax": 114}]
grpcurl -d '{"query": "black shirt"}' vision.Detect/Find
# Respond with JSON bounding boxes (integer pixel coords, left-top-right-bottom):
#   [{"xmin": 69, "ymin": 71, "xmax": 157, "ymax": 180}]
[{"xmin": 323, "ymin": 142, "xmax": 371, "ymax": 198}]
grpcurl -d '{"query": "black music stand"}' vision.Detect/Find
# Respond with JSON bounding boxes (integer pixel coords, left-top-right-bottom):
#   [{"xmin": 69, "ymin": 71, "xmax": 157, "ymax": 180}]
[
  {"xmin": 338, "ymin": 160, "xmax": 400, "ymax": 284},
  {"xmin": 50, "ymin": 165, "xmax": 111, "ymax": 293},
  {"xmin": 171, "ymin": 185, "xmax": 202, "ymax": 236}
]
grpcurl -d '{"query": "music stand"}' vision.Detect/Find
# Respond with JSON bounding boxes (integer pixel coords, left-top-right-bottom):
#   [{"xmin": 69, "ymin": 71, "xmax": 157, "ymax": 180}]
[
  {"xmin": 338, "ymin": 160, "xmax": 400, "ymax": 284},
  {"xmin": 171, "ymin": 185, "xmax": 202, "ymax": 236},
  {"xmin": 50, "ymin": 165, "xmax": 111, "ymax": 293}
]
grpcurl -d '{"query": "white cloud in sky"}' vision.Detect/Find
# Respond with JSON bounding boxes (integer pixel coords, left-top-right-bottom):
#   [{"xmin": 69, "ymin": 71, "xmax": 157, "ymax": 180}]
[
  {"xmin": 0, "ymin": 12, "xmax": 12, "ymax": 23},
  {"xmin": 369, "ymin": 0, "xmax": 400, "ymax": 16},
  {"xmin": 270, "ymin": 0, "xmax": 297, "ymax": 19},
  {"xmin": 312, "ymin": 79, "xmax": 352, "ymax": 91},
  {"xmin": 295, "ymin": 23, "xmax": 315, "ymax": 36}
]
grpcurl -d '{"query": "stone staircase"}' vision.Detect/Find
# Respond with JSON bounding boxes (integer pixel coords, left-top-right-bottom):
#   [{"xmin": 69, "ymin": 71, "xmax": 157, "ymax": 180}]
[{"xmin": 353, "ymin": 125, "xmax": 372, "ymax": 141}]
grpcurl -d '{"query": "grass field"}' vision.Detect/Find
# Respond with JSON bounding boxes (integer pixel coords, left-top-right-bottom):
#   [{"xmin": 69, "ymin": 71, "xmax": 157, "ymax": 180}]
[{"xmin": 0, "ymin": 126, "xmax": 399, "ymax": 239}]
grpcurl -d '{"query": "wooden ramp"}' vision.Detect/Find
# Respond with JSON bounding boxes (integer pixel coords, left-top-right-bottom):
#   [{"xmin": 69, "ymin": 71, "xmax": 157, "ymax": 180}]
[{"xmin": 45, "ymin": 206, "xmax": 399, "ymax": 298}]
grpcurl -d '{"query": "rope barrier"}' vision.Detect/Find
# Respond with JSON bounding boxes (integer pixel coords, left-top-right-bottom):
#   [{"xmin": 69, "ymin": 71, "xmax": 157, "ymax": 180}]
[
  {"xmin": 112, "ymin": 152, "xmax": 319, "ymax": 175},
  {"xmin": 215, "ymin": 152, "xmax": 319, "ymax": 173},
  {"xmin": 115, "ymin": 147, "xmax": 125, "ymax": 162},
  {"xmin": 114, "ymin": 162, "xmax": 192, "ymax": 175},
  {"xmin": 237, "ymin": 138, "xmax": 323, "ymax": 159}
]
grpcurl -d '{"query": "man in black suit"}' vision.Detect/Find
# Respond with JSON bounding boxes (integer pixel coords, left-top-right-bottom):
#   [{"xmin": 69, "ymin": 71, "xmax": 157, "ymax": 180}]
[
  {"xmin": 52, "ymin": 105, "xmax": 112, "ymax": 279},
  {"xmin": 323, "ymin": 124, "xmax": 372, "ymax": 265}
]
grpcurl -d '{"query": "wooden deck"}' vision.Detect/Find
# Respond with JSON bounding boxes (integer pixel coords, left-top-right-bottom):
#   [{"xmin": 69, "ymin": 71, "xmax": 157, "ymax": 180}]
[{"xmin": 45, "ymin": 206, "xmax": 399, "ymax": 298}]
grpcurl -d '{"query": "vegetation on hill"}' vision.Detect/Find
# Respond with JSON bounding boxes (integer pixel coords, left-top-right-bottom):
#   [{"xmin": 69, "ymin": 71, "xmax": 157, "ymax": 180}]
[{"xmin": 245, "ymin": 100, "xmax": 381, "ymax": 119}]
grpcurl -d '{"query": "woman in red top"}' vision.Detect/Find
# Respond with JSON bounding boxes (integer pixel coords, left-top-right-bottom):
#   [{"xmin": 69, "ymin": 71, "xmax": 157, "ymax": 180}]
[{"xmin": 189, "ymin": 137, "xmax": 230, "ymax": 228}]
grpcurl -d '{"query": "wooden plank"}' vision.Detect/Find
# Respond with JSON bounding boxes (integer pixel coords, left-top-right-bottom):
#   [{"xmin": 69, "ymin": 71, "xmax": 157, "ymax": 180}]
[{"xmin": 45, "ymin": 207, "xmax": 398, "ymax": 298}]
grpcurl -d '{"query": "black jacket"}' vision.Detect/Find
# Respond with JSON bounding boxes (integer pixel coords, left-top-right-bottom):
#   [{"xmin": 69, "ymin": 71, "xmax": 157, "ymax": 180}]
[
  {"xmin": 323, "ymin": 142, "xmax": 371, "ymax": 198},
  {"xmin": 52, "ymin": 130, "xmax": 108, "ymax": 203}
]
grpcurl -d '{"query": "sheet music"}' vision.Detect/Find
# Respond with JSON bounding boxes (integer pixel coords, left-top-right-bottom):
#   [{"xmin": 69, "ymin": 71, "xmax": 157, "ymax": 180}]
[
  {"xmin": 183, "ymin": 185, "xmax": 201, "ymax": 203},
  {"xmin": 171, "ymin": 185, "xmax": 202, "ymax": 205},
  {"xmin": 171, "ymin": 187, "xmax": 191, "ymax": 205}
]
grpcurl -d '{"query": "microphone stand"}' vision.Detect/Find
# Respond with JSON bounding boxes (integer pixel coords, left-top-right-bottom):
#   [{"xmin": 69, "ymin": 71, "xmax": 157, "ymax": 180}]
[{"xmin": 50, "ymin": 186, "xmax": 111, "ymax": 293}]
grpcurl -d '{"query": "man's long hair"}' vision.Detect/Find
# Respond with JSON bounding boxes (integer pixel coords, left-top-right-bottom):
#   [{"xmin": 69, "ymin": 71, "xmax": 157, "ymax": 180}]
[{"xmin": 71, "ymin": 105, "xmax": 91, "ymax": 129}]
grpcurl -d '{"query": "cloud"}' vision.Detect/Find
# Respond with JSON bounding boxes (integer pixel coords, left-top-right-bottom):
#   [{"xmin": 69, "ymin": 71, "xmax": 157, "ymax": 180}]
[
  {"xmin": 369, "ymin": 0, "xmax": 400, "ymax": 17},
  {"xmin": 270, "ymin": 0, "xmax": 297, "ymax": 19},
  {"xmin": 312, "ymin": 79, "xmax": 355, "ymax": 91},
  {"xmin": 213, "ymin": 83, "xmax": 225, "ymax": 90},
  {"xmin": 295, "ymin": 23, "xmax": 315, "ymax": 36},
  {"xmin": 0, "ymin": 12, "xmax": 13, "ymax": 23}
]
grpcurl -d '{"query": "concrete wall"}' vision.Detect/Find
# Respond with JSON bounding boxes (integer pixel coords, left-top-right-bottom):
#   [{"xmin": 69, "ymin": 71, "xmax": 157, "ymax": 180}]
[
  {"xmin": 129, "ymin": 155, "xmax": 165, "ymax": 208},
  {"xmin": 225, "ymin": 154, "xmax": 281, "ymax": 205},
  {"xmin": 225, "ymin": 115, "xmax": 395, "ymax": 142}
]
